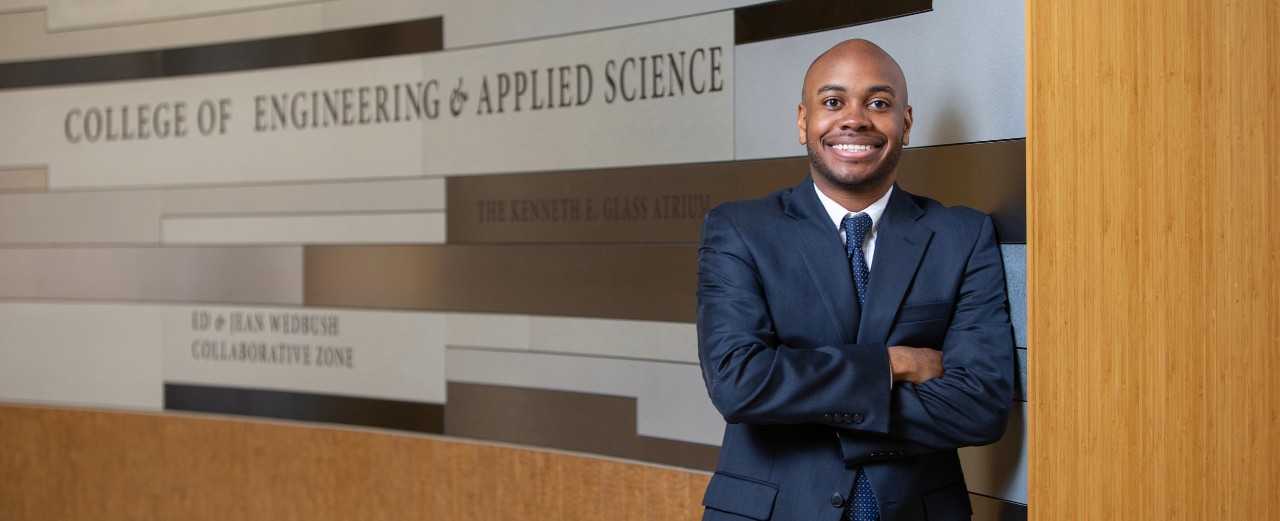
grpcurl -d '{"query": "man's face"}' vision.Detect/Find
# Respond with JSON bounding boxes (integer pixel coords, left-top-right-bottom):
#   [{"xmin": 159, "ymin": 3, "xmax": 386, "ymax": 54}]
[{"xmin": 798, "ymin": 44, "xmax": 913, "ymax": 195}]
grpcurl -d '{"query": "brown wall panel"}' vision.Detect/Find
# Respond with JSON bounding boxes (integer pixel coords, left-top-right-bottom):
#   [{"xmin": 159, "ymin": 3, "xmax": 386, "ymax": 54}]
[
  {"xmin": 449, "ymin": 139, "xmax": 1026, "ymax": 245},
  {"xmin": 1029, "ymin": 1, "xmax": 1279, "ymax": 519},
  {"xmin": 734, "ymin": 0, "xmax": 931, "ymax": 44},
  {"xmin": 895, "ymin": 140, "xmax": 1026, "ymax": 243},
  {"xmin": 0, "ymin": 17, "xmax": 444, "ymax": 89},
  {"xmin": 0, "ymin": 404, "xmax": 708, "ymax": 521},
  {"xmin": 446, "ymin": 383, "xmax": 720, "ymax": 471},
  {"xmin": 304, "ymin": 244, "xmax": 698, "ymax": 322}
]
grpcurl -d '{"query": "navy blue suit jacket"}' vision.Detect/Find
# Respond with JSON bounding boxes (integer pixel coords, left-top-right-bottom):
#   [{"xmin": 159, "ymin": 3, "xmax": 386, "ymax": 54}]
[{"xmin": 697, "ymin": 177, "xmax": 1014, "ymax": 521}]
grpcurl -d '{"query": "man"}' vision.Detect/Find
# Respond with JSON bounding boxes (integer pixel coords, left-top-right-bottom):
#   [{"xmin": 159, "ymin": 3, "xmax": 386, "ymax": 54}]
[{"xmin": 696, "ymin": 39, "xmax": 1014, "ymax": 521}]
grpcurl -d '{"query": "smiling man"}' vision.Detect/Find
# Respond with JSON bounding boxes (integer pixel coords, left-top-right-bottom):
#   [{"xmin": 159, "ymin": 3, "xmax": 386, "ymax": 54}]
[{"xmin": 696, "ymin": 40, "xmax": 1014, "ymax": 521}]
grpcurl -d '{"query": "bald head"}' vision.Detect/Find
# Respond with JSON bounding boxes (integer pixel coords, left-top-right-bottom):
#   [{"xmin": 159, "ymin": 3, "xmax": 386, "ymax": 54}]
[
  {"xmin": 802, "ymin": 39, "xmax": 908, "ymax": 105},
  {"xmin": 796, "ymin": 38, "xmax": 913, "ymax": 207}
]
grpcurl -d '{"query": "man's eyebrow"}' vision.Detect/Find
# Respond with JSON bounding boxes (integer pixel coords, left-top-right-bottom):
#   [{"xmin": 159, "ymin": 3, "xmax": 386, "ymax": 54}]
[
  {"xmin": 815, "ymin": 84, "xmax": 847, "ymax": 95},
  {"xmin": 813, "ymin": 84, "xmax": 899, "ymax": 97},
  {"xmin": 866, "ymin": 84, "xmax": 898, "ymax": 97}
]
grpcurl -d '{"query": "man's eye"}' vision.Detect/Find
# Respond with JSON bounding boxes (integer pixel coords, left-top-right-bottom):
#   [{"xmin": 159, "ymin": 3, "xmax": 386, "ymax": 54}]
[
  {"xmin": 869, "ymin": 100, "xmax": 889, "ymax": 109},
  {"xmin": 823, "ymin": 98, "xmax": 842, "ymax": 108}
]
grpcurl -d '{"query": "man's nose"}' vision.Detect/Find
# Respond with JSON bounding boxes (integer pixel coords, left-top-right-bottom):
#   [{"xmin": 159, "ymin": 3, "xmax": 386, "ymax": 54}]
[{"xmin": 838, "ymin": 106, "xmax": 870, "ymax": 131}]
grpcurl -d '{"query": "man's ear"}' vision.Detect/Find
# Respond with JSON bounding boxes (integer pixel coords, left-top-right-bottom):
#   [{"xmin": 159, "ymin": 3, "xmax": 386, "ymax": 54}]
[
  {"xmin": 797, "ymin": 104, "xmax": 808, "ymax": 145},
  {"xmin": 902, "ymin": 104, "xmax": 913, "ymax": 146}
]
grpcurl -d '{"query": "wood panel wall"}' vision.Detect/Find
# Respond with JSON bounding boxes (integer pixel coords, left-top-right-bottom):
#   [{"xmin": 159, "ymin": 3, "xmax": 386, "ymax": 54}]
[
  {"xmin": 0, "ymin": 405, "xmax": 708, "ymax": 521},
  {"xmin": 1028, "ymin": 1, "xmax": 1279, "ymax": 519}
]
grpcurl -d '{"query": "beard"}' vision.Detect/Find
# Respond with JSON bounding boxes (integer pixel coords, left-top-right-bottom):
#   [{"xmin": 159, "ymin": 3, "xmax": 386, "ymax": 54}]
[{"xmin": 806, "ymin": 137, "xmax": 903, "ymax": 192}]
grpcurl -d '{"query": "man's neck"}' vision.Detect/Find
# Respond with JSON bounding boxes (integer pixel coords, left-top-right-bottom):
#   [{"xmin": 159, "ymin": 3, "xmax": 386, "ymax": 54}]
[{"xmin": 813, "ymin": 177, "xmax": 894, "ymax": 212}]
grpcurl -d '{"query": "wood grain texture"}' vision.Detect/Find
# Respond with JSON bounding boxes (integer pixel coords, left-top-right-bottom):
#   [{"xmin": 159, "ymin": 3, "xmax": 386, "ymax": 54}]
[
  {"xmin": 0, "ymin": 405, "xmax": 708, "ymax": 521},
  {"xmin": 1028, "ymin": 1, "xmax": 1279, "ymax": 519}
]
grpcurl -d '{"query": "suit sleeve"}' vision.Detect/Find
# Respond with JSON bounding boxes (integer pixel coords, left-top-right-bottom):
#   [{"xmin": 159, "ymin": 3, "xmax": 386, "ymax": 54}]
[
  {"xmin": 697, "ymin": 207, "xmax": 894, "ymax": 433},
  {"xmin": 884, "ymin": 215, "xmax": 1015, "ymax": 450}
]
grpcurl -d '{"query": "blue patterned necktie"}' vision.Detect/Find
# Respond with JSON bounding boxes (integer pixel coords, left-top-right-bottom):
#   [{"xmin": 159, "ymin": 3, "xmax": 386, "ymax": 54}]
[
  {"xmin": 841, "ymin": 213, "xmax": 873, "ymax": 304},
  {"xmin": 841, "ymin": 212, "xmax": 879, "ymax": 521}
]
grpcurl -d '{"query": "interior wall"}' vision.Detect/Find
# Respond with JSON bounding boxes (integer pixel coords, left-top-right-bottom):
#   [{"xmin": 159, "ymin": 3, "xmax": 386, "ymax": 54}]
[{"xmin": 1, "ymin": 0, "xmax": 1029, "ymax": 518}]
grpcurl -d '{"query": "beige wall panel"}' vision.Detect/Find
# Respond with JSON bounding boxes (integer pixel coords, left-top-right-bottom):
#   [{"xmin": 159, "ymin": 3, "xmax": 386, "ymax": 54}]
[
  {"xmin": 0, "ymin": 405, "xmax": 709, "ymax": 521},
  {"xmin": 0, "ymin": 166, "xmax": 46, "ymax": 191},
  {"xmin": 43, "ymin": 0, "xmax": 324, "ymax": 30},
  {"xmin": 159, "ymin": 177, "xmax": 445, "ymax": 215},
  {"xmin": 0, "ymin": 2, "xmax": 432, "ymax": 61},
  {"xmin": 165, "ymin": 305, "xmax": 447, "ymax": 404},
  {"xmin": 0, "ymin": 302, "xmax": 164, "ymax": 409},
  {"xmin": 958, "ymin": 402, "xmax": 1027, "ymax": 504},
  {"xmin": 161, "ymin": 211, "xmax": 445, "ymax": 245},
  {"xmin": 0, "ymin": 247, "xmax": 303, "ymax": 303},
  {"xmin": 305, "ymin": 244, "xmax": 698, "ymax": 322},
  {"xmin": 0, "ymin": 190, "xmax": 160, "ymax": 244},
  {"xmin": 1029, "ymin": 1, "xmax": 1279, "ymax": 519}
]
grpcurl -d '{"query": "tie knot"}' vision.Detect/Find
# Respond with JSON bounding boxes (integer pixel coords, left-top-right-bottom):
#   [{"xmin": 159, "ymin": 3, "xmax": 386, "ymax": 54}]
[{"xmin": 842, "ymin": 213, "xmax": 873, "ymax": 245}]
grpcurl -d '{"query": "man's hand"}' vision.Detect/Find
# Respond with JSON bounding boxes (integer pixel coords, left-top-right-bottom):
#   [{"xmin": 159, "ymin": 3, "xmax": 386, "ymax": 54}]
[{"xmin": 888, "ymin": 346, "xmax": 943, "ymax": 384}]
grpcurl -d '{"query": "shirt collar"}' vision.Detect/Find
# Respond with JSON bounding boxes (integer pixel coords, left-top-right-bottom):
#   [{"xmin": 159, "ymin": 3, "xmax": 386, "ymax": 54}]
[{"xmin": 814, "ymin": 182, "xmax": 894, "ymax": 233}]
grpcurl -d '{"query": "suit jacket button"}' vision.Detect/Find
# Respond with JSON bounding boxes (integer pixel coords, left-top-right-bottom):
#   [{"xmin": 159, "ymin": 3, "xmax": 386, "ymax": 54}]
[
  {"xmin": 823, "ymin": 414, "xmax": 834, "ymax": 422},
  {"xmin": 852, "ymin": 413, "xmax": 865, "ymax": 424},
  {"xmin": 830, "ymin": 493, "xmax": 845, "ymax": 508},
  {"xmin": 843, "ymin": 414, "xmax": 854, "ymax": 423}
]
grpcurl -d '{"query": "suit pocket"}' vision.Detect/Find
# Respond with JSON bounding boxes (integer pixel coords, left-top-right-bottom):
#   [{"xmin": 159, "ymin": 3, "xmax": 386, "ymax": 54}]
[
  {"xmin": 702, "ymin": 472, "xmax": 778, "ymax": 521},
  {"xmin": 921, "ymin": 480, "xmax": 973, "ymax": 521},
  {"xmin": 897, "ymin": 301, "xmax": 953, "ymax": 324}
]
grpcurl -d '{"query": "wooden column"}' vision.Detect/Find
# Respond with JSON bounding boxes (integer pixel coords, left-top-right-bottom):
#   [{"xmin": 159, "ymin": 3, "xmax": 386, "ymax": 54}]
[{"xmin": 1028, "ymin": 1, "xmax": 1279, "ymax": 519}]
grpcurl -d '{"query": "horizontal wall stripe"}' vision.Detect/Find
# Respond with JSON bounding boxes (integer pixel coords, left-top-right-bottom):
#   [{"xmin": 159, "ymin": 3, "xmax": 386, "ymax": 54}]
[
  {"xmin": 449, "ymin": 139, "xmax": 1026, "ymax": 245},
  {"xmin": 164, "ymin": 383, "xmax": 444, "ymax": 434},
  {"xmin": 158, "ymin": 177, "xmax": 446, "ymax": 215},
  {"xmin": 0, "ymin": 247, "xmax": 303, "ymax": 304},
  {"xmin": 0, "ymin": 17, "xmax": 443, "ymax": 90},
  {"xmin": 447, "ymin": 383, "xmax": 719, "ymax": 471},
  {"xmin": 734, "ymin": 0, "xmax": 931, "ymax": 44},
  {"xmin": 0, "ymin": 189, "xmax": 163, "ymax": 244},
  {"xmin": 305, "ymin": 241, "xmax": 1023, "ymax": 325},
  {"xmin": 447, "ymin": 347, "xmax": 721, "ymax": 446},
  {"xmin": 447, "ymin": 313, "xmax": 699, "ymax": 364},
  {"xmin": 0, "ymin": 177, "xmax": 445, "ymax": 246},
  {"xmin": 304, "ymin": 244, "xmax": 699, "ymax": 322},
  {"xmin": 160, "ymin": 211, "xmax": 446, "ymax": 245}
]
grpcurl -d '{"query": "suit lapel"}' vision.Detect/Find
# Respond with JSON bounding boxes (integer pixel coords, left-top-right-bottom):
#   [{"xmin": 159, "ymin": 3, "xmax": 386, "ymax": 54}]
[
  {"xmin": 784, "ymin": 178, "xmax": 861, "ymax": 343},
  {"xmin": 857, "ymin": 187, "xmax": 934, "ymax": 344}
]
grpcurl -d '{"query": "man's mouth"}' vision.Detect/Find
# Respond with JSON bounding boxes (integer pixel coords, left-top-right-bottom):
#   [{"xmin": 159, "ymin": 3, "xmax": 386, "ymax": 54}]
[
  {"xmin": 827, "ymin": 141, "xmax": 881, "ymax": 160},
  {"xmin": 830, "ymin": 144, "xmax": 877, "ymax": 153}
]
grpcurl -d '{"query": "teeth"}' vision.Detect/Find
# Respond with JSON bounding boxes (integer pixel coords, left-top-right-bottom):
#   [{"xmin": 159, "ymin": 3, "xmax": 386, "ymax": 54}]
[{"xmin": 832, "ymin": 144, "xmax": 875, "ymax": 152}]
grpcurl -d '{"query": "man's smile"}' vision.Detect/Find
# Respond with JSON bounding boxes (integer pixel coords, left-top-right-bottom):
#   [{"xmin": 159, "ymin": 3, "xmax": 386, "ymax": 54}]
[{"xmin": 824, "ymin": 136, "xmax": 885, "ymax": 161}]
